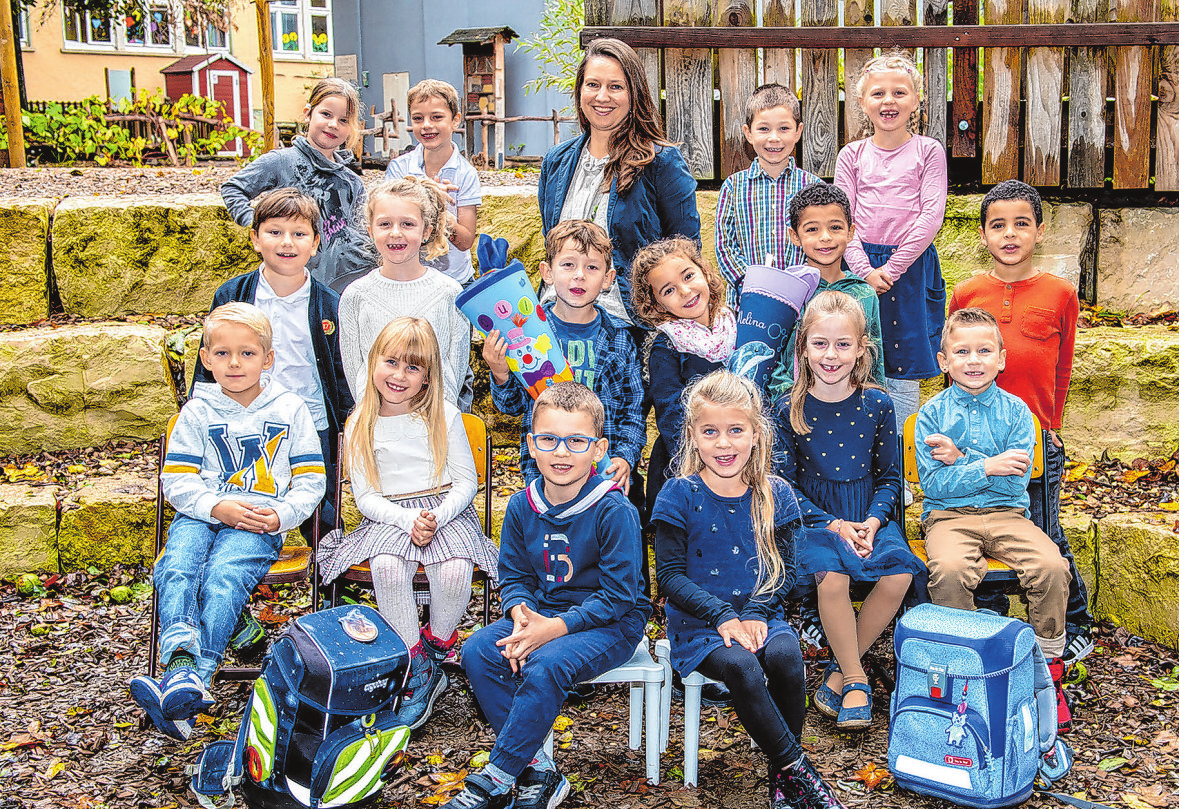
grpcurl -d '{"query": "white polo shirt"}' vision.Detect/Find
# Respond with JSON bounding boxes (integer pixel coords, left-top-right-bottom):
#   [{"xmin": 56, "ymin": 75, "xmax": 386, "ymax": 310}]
[{"xmin": 254, "ymin": 268, "xmax": 328, "ymax": 430}]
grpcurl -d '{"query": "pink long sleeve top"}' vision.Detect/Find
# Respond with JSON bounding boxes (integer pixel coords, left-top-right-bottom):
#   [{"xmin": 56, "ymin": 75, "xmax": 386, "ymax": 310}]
[{"xmin": 835, "ymin": 135, "xmax": 948, "ymax": 282}]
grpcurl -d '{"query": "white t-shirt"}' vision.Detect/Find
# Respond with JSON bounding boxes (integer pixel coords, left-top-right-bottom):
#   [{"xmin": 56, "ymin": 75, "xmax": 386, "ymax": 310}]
[
  {"xmin": 385, "ymin": 141, "xmax": 482, "ymax": 284},
  {"xmin": 253, "ymin": 268, "xmax": 328, "ymax": 430}
]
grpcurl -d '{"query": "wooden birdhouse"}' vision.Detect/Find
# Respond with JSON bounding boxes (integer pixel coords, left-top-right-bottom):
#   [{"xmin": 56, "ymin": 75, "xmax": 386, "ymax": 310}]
[{"xmin": 437, "ymin": 26, "xmax": 517, "ymax": 168}]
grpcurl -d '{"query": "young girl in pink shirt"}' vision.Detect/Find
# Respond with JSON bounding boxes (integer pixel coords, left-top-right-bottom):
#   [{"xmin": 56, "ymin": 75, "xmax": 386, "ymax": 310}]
[{"xmin": 835, "ymin": 53, "xmax": 948, "ymax": 434}]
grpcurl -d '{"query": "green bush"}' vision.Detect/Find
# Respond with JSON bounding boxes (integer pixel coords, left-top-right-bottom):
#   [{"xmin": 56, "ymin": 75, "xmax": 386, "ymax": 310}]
[{"xmin": 0, "ymin": 89, "xmax": 262, "ymax": 166}]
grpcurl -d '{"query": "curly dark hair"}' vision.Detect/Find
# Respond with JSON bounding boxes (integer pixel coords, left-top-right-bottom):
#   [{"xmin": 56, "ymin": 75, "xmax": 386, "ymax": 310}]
[
  {"xmin": 981, "ymin": 180, "xmax": 1043, "ymax": 226},
  {"xmin": 788, "ymin": 181, "xmax": 852, "ymax": 232},
  {"xmin": 629, "ymin": 237, "xmax": 727, "ymax": 328}
]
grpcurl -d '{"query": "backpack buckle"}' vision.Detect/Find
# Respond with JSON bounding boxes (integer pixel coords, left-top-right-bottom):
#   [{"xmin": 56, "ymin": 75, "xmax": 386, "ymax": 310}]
[{"xmin": 928, "ymin": 663, "xmax": 948, "ymax": 699}]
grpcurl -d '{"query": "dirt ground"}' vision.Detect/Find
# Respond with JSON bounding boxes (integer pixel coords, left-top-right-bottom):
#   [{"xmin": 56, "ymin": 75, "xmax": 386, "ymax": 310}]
[{"xmin": 1, "ymin": 567, "xmax": 1175, "ymax": 809}]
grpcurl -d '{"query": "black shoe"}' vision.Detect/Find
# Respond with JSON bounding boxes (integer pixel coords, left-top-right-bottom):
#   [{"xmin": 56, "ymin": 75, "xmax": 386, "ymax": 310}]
[
  {"xmin": 1062, "ymin": 626, "xmax": 1095, "ymax": 667},
  {"xmin": 513, "ymin": 766, "xmax": 569, "ymax": 809},
  {"xmin": 771, "ymin": 755, "xmax": 846, "ymax": 809},
  {"xmin": 440, "ymin": 772, "xmax": 512, "ymax": 808}
]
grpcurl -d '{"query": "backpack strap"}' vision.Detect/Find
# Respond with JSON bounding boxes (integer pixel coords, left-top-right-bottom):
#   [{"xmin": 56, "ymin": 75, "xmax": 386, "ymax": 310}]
[{"xmin": 1030, "ymin": 643, "xmax": 1058, "ymax": 753}]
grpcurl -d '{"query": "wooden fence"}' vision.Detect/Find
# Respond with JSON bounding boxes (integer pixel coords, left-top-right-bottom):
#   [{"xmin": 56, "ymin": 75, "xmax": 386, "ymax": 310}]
[{"xmin": 581, "ymin": 2, "xmax": 1179, "ymax": 191}]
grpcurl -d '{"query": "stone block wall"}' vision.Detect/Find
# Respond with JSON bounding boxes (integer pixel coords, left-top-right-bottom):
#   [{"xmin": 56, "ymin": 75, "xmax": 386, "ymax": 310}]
[{"xmin": 0, "ymin": 198, "xmax": 53, "ymax": 325}]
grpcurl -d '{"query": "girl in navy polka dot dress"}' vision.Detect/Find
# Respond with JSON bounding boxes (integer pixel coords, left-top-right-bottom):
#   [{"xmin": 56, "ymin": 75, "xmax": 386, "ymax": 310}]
[
  {"xmin": 774, "ymin": 290, "xmax": 923, "ymax": 731},
  {"xmin": 653, "ymin": 371, "xmax": 844, "ymax": 809}
]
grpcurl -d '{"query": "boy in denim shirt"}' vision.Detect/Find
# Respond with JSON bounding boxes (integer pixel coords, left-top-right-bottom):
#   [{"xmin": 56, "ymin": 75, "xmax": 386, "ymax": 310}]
[{"xmin": 916, "ymin": 307, "xmax": 1072, "ymax": 731}]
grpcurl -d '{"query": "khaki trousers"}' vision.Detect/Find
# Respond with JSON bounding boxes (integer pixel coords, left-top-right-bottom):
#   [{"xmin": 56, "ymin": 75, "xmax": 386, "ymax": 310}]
[{"xmin": 923, "ymin": 507, "xmax": 1070, "ymax": 643}]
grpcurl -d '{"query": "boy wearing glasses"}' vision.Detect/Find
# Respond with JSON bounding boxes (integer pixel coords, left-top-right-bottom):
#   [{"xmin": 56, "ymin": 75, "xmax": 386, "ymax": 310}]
[
  {"xmin": 446, "ymin": 382, "xmax": 651, "ymax": 809},
  {"xmin": 483, "ymin": 220, "xmax": 644, "ymax": 497}
]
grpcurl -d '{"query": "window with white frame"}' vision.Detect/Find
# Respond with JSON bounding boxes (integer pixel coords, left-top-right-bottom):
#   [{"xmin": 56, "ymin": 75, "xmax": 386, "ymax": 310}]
[
  {"xmin": 124, "ymin": 1, "xmax": 172, "ymax": 48},
  {"xmin": 185, "ymin": 10, "xmax": 228, "ymax": 50},
  {"xmin": 270, "ymin": 0, "xmax": 331, "ymax": 59},
  {"xmin": 62, "ymin": 2, "xmax": 113, "ymax": 47},
  {"xmin": 17, "ymin": 8, "xmax": 30, "ymax": 47}
]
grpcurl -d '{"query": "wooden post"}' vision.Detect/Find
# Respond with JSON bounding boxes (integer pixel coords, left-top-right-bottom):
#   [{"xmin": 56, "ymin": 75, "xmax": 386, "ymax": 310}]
[
  {"xmin": 1113, "ymin": 0, "xmax": 1157, "ymax": 188},
  {"xmin": 762, "ymin": 0, "xmax": 794, "ymax": 93},
  {"xmin": 842, "ymin": 0, "xmax": 871, "ymax": 146},
  {"xmin": 603, "ymin": 0, "xmax": 660, "ymax": 107},
  {"xmin": 0, "ymin": 0, "xmax": 25, "ymax": 167},
  {"xmin": 494, "ymin": 35, "xmax": 505, "ymax": 169},
  {"xmin": 1024, "ymin": 0, "xmax": 1066, "ymax": 184},
  {"xmin": 664, "ymin": 0, "xmax": 715, "ymax": 179},
  {"xmin": 717, "ymin": 0, "xmax": 756, "ymax": 178},
  {"xmin": 952, "ymin": 0, "xmax": 979, "ymax": 156},
  {"xmin": 801, "ymin": 0, "xmax": 838, "ymax": 176},
  {"xmin": 1158, "ymin": 0, "xmax": 1179, "ymax": 189},
  {"xmin": 981, "ymin": 0, "xmax": 1023, "ymax": 183},
  {"xmin": 256, "ymin": 0, "xmax": 276, "ymax": 153},
  {"xmin": 882, "ymin": 0, "xmax": 918, "ymax": 57},
  {"xmin": 923, "ymin": 0, "xmax": 949, "ymax": 147},
  {"xmin": 1067, "ymin": 0, "xmax": 1108, "ymax": 187}
]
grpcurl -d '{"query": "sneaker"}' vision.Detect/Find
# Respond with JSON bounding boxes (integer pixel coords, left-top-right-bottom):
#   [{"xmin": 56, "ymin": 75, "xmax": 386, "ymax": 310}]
[
  {"xmin": 1061, "ymin": 628, "xmax": 1095, "ymax": 668},
  {"xmin": 421, "ymin": 625, "xmax": 458, "ymax": 666},
  {"xmin": 396, "ymin": 642, "xmax": 448, "ymax": 731},
  {"xmin": 440, "ymin": 772, "xmax": 512, "ymax": 809},
  {"xmin": 229, "ymin": 609, "xmax": 266, "ymax": 659},
  {"xmin": 799, "ymin": 615, "xmax": 828, "ymax": 653},
  {"xmin": 513, "ymin": 766, "xmax": 569, "ymax": 809},
  {"xmin": 130, "ymin": 675, "xmax": 198, "ymax": 741},
  {"xmin": 1047, "ymin": 657, "xmax": 1072, "ymax": 734},
  {"xmin": 771, "ymin": 755, "xmax": 846, "ymax": 809},
  {"xmin": 159, "ymin": 666, "xmax": 214, "ymax": 721}
]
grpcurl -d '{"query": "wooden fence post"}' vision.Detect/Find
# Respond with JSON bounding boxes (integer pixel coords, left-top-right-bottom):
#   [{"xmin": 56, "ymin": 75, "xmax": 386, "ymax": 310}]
[
  {"xmin": 256, "ymin": 0, "xmax": 276, "ymax": 153},
  {"xmin": 981, "ymin": 0, "xmax": 1023, "ymax": 182},
  {"xmin": 1113, "ymin": 0, "xmax": 1158, "ymax": 188},
  {"xmin": 717, "ymin": 0, "xmax": 756, "ymax": 178},
  {"xmin": 1158, "ymin": 0, "xmax": 1179, "ymax": 189},
  {"xmin": 843, "ymin": 0, "xmax": 871, "ymax": 147},
  {"xmin": 664, "ymin": 0, "xmax": 715, "ymax": 179},
  {"xmin": 1024, "ymin": 0, "xmax": 1066, "ymax": 184},
  {"xmin": 1067, "ymin": 0, "xmax": 1108, "ymax": 187},
  {"xmin": 762, "ymin": 0, "xmax": 794, "ymax": 93},
  {"xmin": 924, "ymin": 0, "xmax": 949, "ymax": 146},
  {"xmin": 952, "ymin": 0, "xmax": 979, "ymax": 156},
  {"xmin": 0, "ymin": 0, "xmax": 25, "ymax": 167},
  {"xmin": 801, "ymin": 0, "xmax": 838, "ymax": 176}
]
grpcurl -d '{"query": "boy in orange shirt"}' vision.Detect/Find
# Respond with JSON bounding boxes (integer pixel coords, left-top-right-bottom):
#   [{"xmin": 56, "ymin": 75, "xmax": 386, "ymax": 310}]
[{"xmin": 948, "ymin": 180, "xmax": 1093, "ymax": 669}]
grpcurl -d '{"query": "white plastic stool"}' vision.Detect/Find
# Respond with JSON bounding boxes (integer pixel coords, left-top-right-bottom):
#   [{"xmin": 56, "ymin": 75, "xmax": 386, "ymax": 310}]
[
  {"xmin": 541, "ymin": 638, "xmax": 664, "ymax": 784},
  {"xmin": 654, "ymin": 637, "xmax": 722, "ymax": 787}
]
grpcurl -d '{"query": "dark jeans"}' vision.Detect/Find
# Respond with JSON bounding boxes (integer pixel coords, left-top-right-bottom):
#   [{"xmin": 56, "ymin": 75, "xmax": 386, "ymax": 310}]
[
  {"xmin": 463, "ymin": 613, "xmax": 646, "ymax": 777},
  {"xmin": 975, "ymin": 439, "xmax": 1093, "ymax": 631},
  {"xmin": 695, "ymin": 631, "xmax": 806, "ymax": 769}
]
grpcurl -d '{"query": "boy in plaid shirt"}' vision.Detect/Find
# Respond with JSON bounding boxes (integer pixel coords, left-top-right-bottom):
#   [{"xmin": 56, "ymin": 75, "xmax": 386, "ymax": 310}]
[{"xmin": 483, "ymin": 220, "xmax": 644, "ymax": 496}]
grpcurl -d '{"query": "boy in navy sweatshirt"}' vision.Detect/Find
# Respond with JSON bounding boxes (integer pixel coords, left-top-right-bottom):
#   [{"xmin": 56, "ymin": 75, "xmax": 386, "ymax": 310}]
[{"xmin": 446, "ymin": 382, "xmax": 650, "ymax": 809}]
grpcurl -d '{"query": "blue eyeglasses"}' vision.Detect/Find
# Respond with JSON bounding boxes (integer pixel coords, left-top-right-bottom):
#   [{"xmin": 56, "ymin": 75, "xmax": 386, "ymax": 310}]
[{"xmin": 529, "ymin": 433, "xmax": 597, "ymax": 453}]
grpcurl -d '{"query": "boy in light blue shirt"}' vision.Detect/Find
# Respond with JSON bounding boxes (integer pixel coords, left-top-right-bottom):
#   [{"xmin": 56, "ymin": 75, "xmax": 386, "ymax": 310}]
[{"xmin": 915, "ymin": 307, "xmax": 1073, "ymax": 732}]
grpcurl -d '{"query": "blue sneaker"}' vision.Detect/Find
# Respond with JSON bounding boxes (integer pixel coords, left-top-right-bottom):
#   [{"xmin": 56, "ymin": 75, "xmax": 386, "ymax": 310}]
[
  {"xmin": 159, "ymin": 666, "xmax": 214, "ymax": 720},
  {"xmin": 396, "ymin": 643, "xmax": 447, "ymax": 730},
  {"xmin": 130, "ymin": 675, "xmax": 198, "ymax": 741},
  {"xmin": 514, "ymin": 766, "xmax": 570, "ymax": 809}
]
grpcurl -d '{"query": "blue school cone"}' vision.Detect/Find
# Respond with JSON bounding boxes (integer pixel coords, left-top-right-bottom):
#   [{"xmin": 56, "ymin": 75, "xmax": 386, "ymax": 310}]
[{"xmin": 729, "ymin": 262, "xmax": 820, "ymax": 391}]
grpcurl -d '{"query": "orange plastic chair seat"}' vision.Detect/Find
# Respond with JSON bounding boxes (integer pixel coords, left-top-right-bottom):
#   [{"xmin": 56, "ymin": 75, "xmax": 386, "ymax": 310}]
[
  {"xmin": 264, "ymin": 546, "xmax": 313, "ymax": 584},
  {"xmin": 907, "ymin": 539, "xmax": 1014, "ymax": 573}
]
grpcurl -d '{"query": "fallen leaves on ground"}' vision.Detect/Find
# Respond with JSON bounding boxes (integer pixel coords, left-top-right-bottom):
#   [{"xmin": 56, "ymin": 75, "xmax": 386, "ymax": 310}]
[
  {"xmin": 849, "ymin": 761, "xmax": 893, "ymax": 791},
  {"xmin": 1062, "ymin": 446, "xmax": 1179, "ymax": 517}
]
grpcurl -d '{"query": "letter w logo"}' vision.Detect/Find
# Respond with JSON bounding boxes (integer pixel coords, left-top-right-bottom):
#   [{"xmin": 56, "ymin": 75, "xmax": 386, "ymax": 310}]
[{"xmin": 209, "ymin": 423, "xmax": 288, "ymax": 496}]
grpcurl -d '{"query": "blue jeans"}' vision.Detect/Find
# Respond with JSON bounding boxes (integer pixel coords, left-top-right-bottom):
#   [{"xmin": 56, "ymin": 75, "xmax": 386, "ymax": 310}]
[
  {"xmin": 462, "ymin": 612, "xmax": 645, "ymax": 777},
  {"xmin": 156, "ymin": 514, "xmax": 283, "ymax": 684},
  {"xmin": 976, "ymin": 439, "xmax": 1093, "ymax": 630}
]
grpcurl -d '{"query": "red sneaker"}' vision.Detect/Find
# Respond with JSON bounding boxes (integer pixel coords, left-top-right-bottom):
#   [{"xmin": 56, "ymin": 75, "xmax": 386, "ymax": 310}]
[{"xmin": 1047, "ymin": 657, "xmax": 1072, "ymax": 734}]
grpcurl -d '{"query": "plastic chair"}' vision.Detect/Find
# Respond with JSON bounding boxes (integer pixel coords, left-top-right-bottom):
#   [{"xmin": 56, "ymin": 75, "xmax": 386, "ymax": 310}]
[
  {"xmin": 326, "ymin": 412, "xmax": 494, "ymax": 626},
  {"xmin": 900, "ymin": 412, "xmax": 1051, "ymax": 591},
  {"xmin": 540, "ymin": 638, "xmax": 665, "ymax": 785},
  {"xmin": 654, "ymin": 637, "xmax": 724, "ymax": 787},
  {"xmin": 147, "ymin": 414, "xmax": 321, "ymax": 681}
]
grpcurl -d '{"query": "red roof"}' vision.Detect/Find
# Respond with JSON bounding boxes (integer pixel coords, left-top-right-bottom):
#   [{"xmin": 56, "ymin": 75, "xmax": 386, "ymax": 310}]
[{"xmin": 161, "ymin": 53, "xmax": 253, "ymax": 75}]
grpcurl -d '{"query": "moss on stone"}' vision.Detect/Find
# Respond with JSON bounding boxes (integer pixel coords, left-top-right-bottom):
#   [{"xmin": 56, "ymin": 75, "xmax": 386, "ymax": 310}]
[
  {"xmin": 0, "ymin": 323, "xmax": 176, "ymax": 456},
  {"xmin": 58, "ymin": 475, "xmax": 157, "ymax": 570},
  {"xmin": 0, "ymin": 484, "xmax": 58, "ymax": 575},
  {"xmin": 0, "ymin": 198, "xmax": 53, "ymax": 325},
  {"xmin": 52, "ymin": 194, "xmax": 256, "ymax": 317}
]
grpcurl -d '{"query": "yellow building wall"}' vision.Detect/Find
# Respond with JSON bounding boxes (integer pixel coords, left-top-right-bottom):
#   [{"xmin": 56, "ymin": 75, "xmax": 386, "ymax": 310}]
[{"xmin": 21, "ymin": 0, "xmax": 331, "ymax": 124}]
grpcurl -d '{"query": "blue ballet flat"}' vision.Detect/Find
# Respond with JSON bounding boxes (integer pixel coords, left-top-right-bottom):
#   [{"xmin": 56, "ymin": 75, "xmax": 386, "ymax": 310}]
[
  {"xmin": 813, "ymin": 659, "xmax": 842, "ymax": 719},
  {"xmin": 837, "ymin": 681, "xmax": 873, "ymax": 729}
]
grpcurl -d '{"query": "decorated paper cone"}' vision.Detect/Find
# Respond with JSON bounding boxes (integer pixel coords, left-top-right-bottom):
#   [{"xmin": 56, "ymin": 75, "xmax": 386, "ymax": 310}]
[{"xmin": 729, "ymin": 263, "xmax": 821, "ymax": 390}]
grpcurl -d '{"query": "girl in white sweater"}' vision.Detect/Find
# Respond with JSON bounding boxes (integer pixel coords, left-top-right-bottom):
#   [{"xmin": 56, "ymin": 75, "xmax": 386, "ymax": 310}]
[
  {"xmin": 318, "ymin": 317, "xmax": 497, "ymax": 730},
  {"xmin": 338, "ymin": 176, "xmax": 471, "ymax": 405}
]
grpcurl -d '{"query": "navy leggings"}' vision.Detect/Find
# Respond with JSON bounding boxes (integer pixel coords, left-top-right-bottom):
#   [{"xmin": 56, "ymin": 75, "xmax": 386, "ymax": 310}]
[{"xmin": 695, "ymin": 633, "xmax": 806, "ymax": 769}]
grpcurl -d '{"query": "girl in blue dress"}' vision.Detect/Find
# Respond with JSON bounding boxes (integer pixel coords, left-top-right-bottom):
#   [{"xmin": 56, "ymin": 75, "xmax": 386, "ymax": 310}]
[
  {"xmin": 774, "ymin": 290, "xmax": 923, "ymax": 730},
  {"xmin": 653, "ymin": 370, "xmax": 844, "ymax": 809}
]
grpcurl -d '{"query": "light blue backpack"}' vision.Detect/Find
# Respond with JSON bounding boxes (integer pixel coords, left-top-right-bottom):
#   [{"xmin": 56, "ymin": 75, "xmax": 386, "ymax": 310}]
[{"xmin": 888, "ymin": 604, "xmax": 1073, "ymax": 808}]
